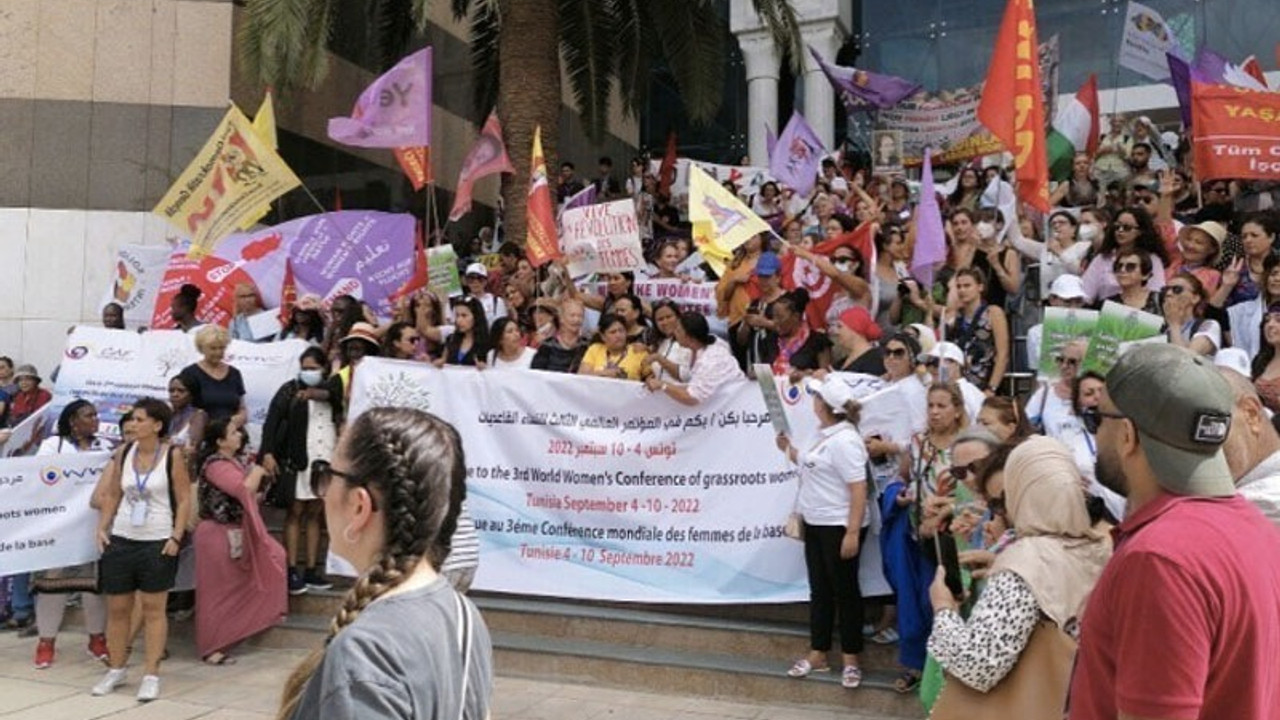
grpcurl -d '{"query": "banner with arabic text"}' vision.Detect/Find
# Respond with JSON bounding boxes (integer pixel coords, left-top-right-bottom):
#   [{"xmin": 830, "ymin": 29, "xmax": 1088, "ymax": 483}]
[{"xmin": 0, "ymin": 452, "xmax": 111, "ymax": 574}]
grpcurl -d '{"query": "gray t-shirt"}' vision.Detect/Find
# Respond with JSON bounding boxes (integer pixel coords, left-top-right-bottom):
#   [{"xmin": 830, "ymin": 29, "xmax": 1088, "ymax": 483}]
[{"xmin": 292, "ymin": 576, "xmax": 493, "ymax": 719}]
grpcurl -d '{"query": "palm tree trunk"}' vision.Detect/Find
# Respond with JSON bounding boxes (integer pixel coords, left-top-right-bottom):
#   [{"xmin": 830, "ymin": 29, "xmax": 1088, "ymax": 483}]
[{"xmin": 498, "ymin": 0, "xmax": 561, "ymax": 249}]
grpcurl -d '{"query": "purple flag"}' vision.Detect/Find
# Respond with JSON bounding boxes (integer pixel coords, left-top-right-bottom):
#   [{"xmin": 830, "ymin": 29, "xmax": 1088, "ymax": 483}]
[
  {"xmin": 769, "ymin": 112, "xmax": 824, "ymax": 196},
  {"xmin": 328, "ymin": 48, "xmax": 432, "ymax": 148},
  {"xmin": 809, "ymin": 46, "xmax": 921, "ymax": 112},
  {"xmin": 288, "ymin": 211, "xmax": 417, "ymax": 320},
  {"xmin": 1167, "ymin": 53, "xmax": 1198, "ymax": 128},
  {"xmin": 911, "ymin": 149, "xmax": 946, "ymax": 289},
  {"xmin": 764, "ymin": 122, "xmax": 777, "ymax": 160},
  {"xmin": 564, "ymin": 183, "xmax": 598, "ymax": 210}
]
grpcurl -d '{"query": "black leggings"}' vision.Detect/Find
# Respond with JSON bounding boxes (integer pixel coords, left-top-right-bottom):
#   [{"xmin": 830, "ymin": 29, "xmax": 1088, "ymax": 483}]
[{"xmin": 803, "ymin": 523, "xmax": 868, "ymax": 655}]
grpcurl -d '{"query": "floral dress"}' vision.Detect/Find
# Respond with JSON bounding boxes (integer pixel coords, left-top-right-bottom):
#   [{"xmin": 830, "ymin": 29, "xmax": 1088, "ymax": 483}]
[{"xmin": 947, "ymin": 305, "xmax": 996, "ymax": 389}]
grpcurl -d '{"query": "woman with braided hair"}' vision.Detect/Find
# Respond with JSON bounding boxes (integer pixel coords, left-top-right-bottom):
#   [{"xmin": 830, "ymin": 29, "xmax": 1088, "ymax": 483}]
[{"xmin": 277, "ymin": 407, "xmax": 493, "ymax": 720}]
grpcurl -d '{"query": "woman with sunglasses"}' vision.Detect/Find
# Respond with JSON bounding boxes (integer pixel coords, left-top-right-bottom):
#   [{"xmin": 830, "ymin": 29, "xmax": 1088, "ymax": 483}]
[
  {"xmin": 1103, "ymin": 249, "xmax": 1161, "ymax": 315},
  {"xmin": 1025, "ymin": 339, "xmax": 1087, "ymax": 439},
  {"xmin": 193, "ymin": 417, "xmax": 287, "ymax": 666},
  {"xmin": 1213, "ymin": 212, "xmax": 1280, "ymax": 310},
  {"xmin": 926, "ymin": 437, "xmax": 1110, "ymax": 715},
  {"xmin": 1079, "ymin": 206, "xmax": 1168, "ymax": 304},
  {"xmin": 1071, "ymin": 372, "xmax": 1127, "ymax": 523},
  {"xmin": 278, "ymin": 408, "xmax": 492, "ymax": 719},
  {"xmin": 1162, "ymin": 272, "xmax": 1221, "ymax": 357}
]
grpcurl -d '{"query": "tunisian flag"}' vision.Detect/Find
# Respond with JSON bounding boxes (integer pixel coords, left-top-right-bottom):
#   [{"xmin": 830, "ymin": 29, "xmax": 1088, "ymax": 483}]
[
  {"xmin": 448, "ymin": 112, "xmax": 515, "ymax": 221},
  {"xmin": 525, "ymin": 126, "xmax": 561, "ymax": 267},
  {"xmin": 977, "ymin": 0, "xmax": 1050, "ymax": 212},
  {"xmin": 780, "ymin": 222, "xmax": 876, "ymax": 331}
]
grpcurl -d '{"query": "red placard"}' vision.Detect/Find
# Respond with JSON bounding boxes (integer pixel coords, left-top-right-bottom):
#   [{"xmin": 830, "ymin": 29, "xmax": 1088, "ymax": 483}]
[{"xmin": 1191, "ymin": 81, "xmax": 1280, "ymax": 180}]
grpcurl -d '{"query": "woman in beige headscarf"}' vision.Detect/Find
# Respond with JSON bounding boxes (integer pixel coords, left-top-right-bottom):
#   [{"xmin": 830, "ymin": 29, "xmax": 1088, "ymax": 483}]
[{"xmin": 924, "ymin": 436, "xmax": 1112, "ymax": 718}]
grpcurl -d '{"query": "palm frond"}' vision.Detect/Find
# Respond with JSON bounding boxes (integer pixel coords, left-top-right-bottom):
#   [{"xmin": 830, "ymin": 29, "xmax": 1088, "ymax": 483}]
[
  {"xmin": 558, "ymin": 0, "xmax": 616, "ymax": 142},
  {"xmin": 470, "ymin": 1, "xmax": 501, "ymax": 121},
  {"xmin": 238, "ymin": 0, "xmax": 335, "ymax": 91},
  {"xmin": 646, "ymin": 0, "xmax": 726, "ymax": 125},
  {"xmin": 370, "ymin": 0, "xmax": 414, "ymax": 71},
  {"xmin": 611, "ymin": 0, "xmax": 654, "ymax": 120},
  {"xmin": 749, "ymin": 0, "xmax": 804, "ymax": 73}
]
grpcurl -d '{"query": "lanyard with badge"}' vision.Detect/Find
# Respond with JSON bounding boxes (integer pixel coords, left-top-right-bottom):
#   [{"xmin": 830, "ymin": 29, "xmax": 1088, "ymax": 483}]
[{"xmin": 126, "ymin": 445, "xmax": 163, "ymax": 526}]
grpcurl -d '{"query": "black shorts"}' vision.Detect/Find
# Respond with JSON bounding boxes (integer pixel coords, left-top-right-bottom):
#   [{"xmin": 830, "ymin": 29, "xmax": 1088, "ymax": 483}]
[{"xmin": 99, "ymin": 536, "xmax": 178, "ymax": 595}]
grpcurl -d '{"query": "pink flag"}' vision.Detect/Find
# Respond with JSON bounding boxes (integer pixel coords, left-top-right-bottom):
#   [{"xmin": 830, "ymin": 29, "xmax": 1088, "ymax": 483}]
[
  {"xmin": 911, "ymin": 148, "xmax": 946, "ymax": 288},
  {"xmin": 328, "ymin": 48, "xmax": 432, "ymax": 148},
  {"xmin": 448, "ymin": 112, "xmax": 515, "ymax": 222}
]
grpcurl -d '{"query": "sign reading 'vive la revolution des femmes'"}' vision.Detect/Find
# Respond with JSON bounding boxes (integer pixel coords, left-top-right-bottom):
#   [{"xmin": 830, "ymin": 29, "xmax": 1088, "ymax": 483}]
[{"xmin": 348, "ymin": 359, "xmax": 810, "ymax": 604}]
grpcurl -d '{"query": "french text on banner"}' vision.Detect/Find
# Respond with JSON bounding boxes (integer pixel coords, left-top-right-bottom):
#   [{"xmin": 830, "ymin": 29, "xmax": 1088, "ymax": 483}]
[{"xmin": 0, "ymin": 452, "xmax": 110, "ymax": 575}]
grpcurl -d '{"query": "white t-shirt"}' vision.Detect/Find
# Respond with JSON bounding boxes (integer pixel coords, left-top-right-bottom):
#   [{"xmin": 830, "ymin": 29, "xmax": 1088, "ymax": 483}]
[
  {"xmin": 112, "ymin": 443, "xmax": 175, "ymax": 542},
  {"xmin": 488, "ymin": 347, "xmax": 536, "ymax": 370},
  {"xmin": 36, "ymin": 435, "xmax": 111, "ymax": 456},
  {"xmin": 796, "ymin": 424, "xmax": 871, "ymax": 528},
  {"xmin": 1026, "ymin": 384, "xmax": 1078, "ymax": 440},
  {"xmin": 1170, "ymin": 318, "xmax": 1222, "ymax": 355},
  {"xmin": 650, "ymin": 337, "xmax": 692, "ymax": 383}
]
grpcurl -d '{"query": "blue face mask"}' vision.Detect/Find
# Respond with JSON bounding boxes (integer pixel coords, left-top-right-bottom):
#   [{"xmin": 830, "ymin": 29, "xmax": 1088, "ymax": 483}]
[{"xmin": 299, "ymin": 369, "xmax": 324, "ymax": 387}]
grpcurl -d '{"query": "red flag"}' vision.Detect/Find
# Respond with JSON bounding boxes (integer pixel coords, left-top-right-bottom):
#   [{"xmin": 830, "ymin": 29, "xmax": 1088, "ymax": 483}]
[
  {"xmin": 448, "ymin": 112, "xmax": 515, "ymax": 222},
  {"xmin": 1240, "ymin": 55, "xmax": 1269, "ymax": 88},
  {"xmin": 525, "ymin": 126, "xmax": 561, "ymax": 267},
  {"xmin": 779, "ymin": 223, "xmax": 876, "ymax": 331},
  {"xmin": 977, "ymin": 0, "xmax": 1050, "ymax": 212},
  {"xmin": 658, "ymin": 130, "xmax": 678, "ymax": 197},
  {"xmin": 278, "ymin": 259, "xmax": 298, "ymax": 325},
  {"xmin": 391, "ymin": 221, "xmax": 428, "ymax": 303},
  {"xmin": 394, "ymin": 147, "xmax": 433, "ymax": 191},
  {"xmin": 1191, "ymin": 80, "xmax": 1280, "ymax": 181}
]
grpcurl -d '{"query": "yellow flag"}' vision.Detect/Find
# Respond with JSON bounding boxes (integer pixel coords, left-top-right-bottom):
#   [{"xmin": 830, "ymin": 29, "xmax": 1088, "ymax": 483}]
[
  {"xmin": 691, "ymin": 221, "xmax": 731, "ymax": 278},
  {"xmin": 687, "ymin": 164, "xmax": 771, "ymax": 253},
  {"xmin": 239, "ymin": 91, "xmax": 279, "ymax": 230},
  {"xmin": 154, "ymin": 104, "xmax": 301, "ymax": 258}
]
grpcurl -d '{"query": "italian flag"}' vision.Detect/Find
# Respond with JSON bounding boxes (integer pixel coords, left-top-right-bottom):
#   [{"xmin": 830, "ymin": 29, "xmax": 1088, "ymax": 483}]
[{"xmin": 1046, "ymin": 74, "xmax": 1100, "ymax": 181}]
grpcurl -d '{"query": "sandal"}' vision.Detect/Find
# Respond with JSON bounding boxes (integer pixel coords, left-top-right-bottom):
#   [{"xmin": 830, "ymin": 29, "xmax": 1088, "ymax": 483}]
[
  {"xmin": 203, "ymin": 652, "xmax": 236, "ymax": 666},
  {"xmin": 786, "ymin": 658, "xmax": 831, "ymax": 678},
  {"xmin": 842, "ymin": 665, "xmax": 863, "ymax": 689},
  {"xmin": 871, "ymin": 627, "xmax": 900, "ymax": 645},
  {"xmin": 893, "ymin": 670, "xmax": 921, "ymax": 694}
]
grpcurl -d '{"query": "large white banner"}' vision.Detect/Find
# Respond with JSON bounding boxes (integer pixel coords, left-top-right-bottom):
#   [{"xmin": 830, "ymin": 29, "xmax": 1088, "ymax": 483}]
[
  {"xmin": 0, "ymin": 452, "xmax": 110, "ymax": 575},
  {"xmin": 563, "ymin": 199, "xmax": 646, "ymax": 278},
  {"xmin": 52, "ymin": 327, "xmax": 307, "ymax": 444},
  {"xmin": 349, "ymin": 359, "xmax": 808, "ymax": 604}
]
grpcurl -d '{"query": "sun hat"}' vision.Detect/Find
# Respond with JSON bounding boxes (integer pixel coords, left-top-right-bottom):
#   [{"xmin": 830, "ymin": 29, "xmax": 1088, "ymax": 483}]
[
  {"xmin": 13, "ymin": 364, "xmax": 40, "ymax": 383},
  {"xmin": 464, "ymin": 262, "xmax": 489, "ymax": 278},
  {"xmin": 1048, "ymin": 274, "xmax": 1088, "ymax": 301},
  {"xmin": 339, "ymin": 322, "xmax": 381, "ymax": 348},
  {"xmin": 928, "ymin": 342, "xmax": 966, "ymax": 367}
]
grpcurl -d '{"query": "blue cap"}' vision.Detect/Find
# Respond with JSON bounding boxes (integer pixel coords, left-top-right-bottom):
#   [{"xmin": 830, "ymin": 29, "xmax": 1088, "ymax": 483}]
[{"xmin": 756, "ymin": 251, "xmax": 781, "ymax": 277}]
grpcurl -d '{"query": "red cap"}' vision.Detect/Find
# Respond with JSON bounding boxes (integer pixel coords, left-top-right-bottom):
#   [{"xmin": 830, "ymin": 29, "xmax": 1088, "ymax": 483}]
[{"xmin": 838, "ymin": 306, "xmax": 882, "ymax": 341}]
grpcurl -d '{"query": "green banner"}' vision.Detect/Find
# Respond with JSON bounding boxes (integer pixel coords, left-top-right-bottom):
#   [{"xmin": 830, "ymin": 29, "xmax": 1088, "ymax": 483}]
[
  {"xmin": 1082, "ymin": 301, "xmax": 1165, "ymax": 376},
  {"xmin": 1038, "ymin": 307, "xmax": 1100, "ymax": 381}
]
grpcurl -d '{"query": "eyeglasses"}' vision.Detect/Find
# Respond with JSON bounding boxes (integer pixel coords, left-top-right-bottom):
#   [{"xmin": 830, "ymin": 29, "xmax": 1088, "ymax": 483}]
[
  {"xmin": 1114, "ymin": 223, "xmax": 1139, "ymax": 233},
  {"xmin": 310, "ymin": 460, "xmax": 379, "ymax": 512},
  {"xmin": 949, "ymin": 462, "xmax": 975, "ymax": 482},
  {"xmin": 923, "ymin": 357, "xmax": 940, "ymax": 368},
  {"xmin": 1113, "ymin": 261, "xmax": 1142, "ymax": 274},
  {"xmin": 884, "ymin": 347, "xmax": 910, "ymax": 358},
  {"xmin": 1080, "ymin": 407, "xmax": 1127, "ymax": 435},
  {"xmin": 1055, "ymin": 356, "xmax": 1080, "ymax": 367}
]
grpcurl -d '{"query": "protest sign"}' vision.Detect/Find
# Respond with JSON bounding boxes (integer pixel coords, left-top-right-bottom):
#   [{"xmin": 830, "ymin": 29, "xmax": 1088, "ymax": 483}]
[
  {"xmin": 563, "ymin": 199, "xmax": 646, "ymax": 278},
  {"xmin": 0, "ymin": 406, "xmax": 53, "ymax": 458},
  {"xmin": 752, "ymin": 365, "xmax": 791, "ymax": 436},
  {"xmin": 1082, "ymin": 301, "xmax": 1164, "ymax": 376},
  {"xmin": 0, "ymin": 452, "xmax": 110, "ymax": 575},
  {"xmin": 100, "ymin": 245, "xmax": 171, "ymax": 328},
  {"xmin": 427, "ymin": 245, "xmax": 463, "ymax": 296},
  {"xmin": 348, "ymin": 359, "xmax": 807, "ymax": 603},
  {"xmin": 51, "ymin": 327, "xmax": 306, "ymax": 444},
  {"xmin": 1192, "ymin": 82, "xmax": 1280, "ymax": 181},
  {"xmin": 1118, "ymin": 1, "xmax": 1181, "ymax": 81},
  {"xmin": 1039, "ymin": 308, "xmax": 1100, "ymax": 381}
]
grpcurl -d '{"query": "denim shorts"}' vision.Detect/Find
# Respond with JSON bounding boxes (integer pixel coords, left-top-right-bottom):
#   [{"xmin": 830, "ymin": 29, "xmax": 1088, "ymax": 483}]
[{"xmin": 98, "ymin": 536, "xmax": 178, "ymax": 595}]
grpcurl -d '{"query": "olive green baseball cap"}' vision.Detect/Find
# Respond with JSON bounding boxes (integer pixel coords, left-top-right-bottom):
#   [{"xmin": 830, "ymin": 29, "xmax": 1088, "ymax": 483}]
[{"xmin": 1106, "ymin": 344, "xmax": 1235, "ymax": 497}]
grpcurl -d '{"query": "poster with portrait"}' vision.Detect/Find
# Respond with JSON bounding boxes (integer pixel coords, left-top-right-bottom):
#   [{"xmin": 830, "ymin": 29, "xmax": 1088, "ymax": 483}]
[{"xmin": 872, "ymin": 129, "xmax": 904, "ymax": 176}]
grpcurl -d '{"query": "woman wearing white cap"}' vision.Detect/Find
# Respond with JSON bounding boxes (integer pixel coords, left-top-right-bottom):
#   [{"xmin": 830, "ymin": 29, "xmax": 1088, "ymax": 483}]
[
  {"xmin": 461, "ymin": 262, "xmax": 507, "ymax": 323},
  {"xmin": 775, "ymin": 376, "xmax": 871, "ymax": 690},
  {"xmin": 1024, "ymin": 274, "xmax": 1089, "ymax": 373}
]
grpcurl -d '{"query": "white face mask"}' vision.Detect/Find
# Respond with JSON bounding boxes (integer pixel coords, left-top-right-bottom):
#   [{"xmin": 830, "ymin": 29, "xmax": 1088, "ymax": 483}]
[
  {"xmin": 976, "ymin": 221, "xmax": 996, "ymax": 240},
  {"xmin": 298, "ymin": 369, "xmax": 324, "ymax": 387},
  {"xmin": 1079, "ymin": 224, "xmax": 1100, "ymax": 242}
]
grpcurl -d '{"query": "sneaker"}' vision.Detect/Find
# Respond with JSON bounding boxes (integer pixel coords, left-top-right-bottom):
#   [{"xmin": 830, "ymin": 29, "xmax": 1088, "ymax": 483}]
[
  {"xmin": 288, "ymin": 568, "xmax": 307, "ymax": 596},
  {"xmin": 2, "ymin": 615, "xmax": 33, "ymax": 632},
  {"xmin": 34, "ymin": 638, "xmax": 55, "ymax": 669},
  {"xmin": 304, "ymin": 568, "xmax": 333, "ymax": 590},
  {"xmin": 136, "ymin": 674, "xmax": 161, "ymax": 702},
  {"xmin": 842, "ymin": 665, "xmax": 863, "ymax": 689},
  {"xmin": 87, "ymin": 633, "xmax": 109, "ymax": 662},
  {"xmin": 91, "ymin": 667, "xmax": 127, "ymax": 696}
]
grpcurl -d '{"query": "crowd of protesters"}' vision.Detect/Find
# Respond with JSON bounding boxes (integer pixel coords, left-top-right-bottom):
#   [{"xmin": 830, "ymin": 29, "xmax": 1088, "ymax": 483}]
[{"xmin": 2, "ymin": 116, "xmax": 1279, "ymax": 717}]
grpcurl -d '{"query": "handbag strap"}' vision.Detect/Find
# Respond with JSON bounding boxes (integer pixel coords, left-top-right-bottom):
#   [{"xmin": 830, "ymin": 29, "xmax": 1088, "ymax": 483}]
[{"xmin": 452, "ymin": 590, "xmax": 473, "ymax": 720}]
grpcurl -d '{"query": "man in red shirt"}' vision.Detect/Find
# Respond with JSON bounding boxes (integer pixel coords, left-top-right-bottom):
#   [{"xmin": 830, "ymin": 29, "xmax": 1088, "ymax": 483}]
[{"xmin": 1069, "ymin": 344, "xmax": 1280, "ymax": 720}]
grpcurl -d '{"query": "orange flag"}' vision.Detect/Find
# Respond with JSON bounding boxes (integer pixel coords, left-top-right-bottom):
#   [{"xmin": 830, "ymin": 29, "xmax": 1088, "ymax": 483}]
[
  {"xmin": 525, "ymin": 126, "xmax": 561, "ymax": 267},
  {"xmin": 977, "ymin": 0, "xmax": 1050, "ymax": 212}
]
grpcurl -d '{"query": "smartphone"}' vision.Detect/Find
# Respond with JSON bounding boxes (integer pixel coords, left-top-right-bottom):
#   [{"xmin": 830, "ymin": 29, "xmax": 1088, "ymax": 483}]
[{"xmin": 933, "ymin": 531, "xmax": 965, "ymax": 600}]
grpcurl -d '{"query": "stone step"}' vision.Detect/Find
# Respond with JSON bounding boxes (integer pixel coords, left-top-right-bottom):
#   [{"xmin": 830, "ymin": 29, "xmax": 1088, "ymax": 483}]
[{"xmin": 251, "ymin": 615, "xmax": 923, "ymax": 719}]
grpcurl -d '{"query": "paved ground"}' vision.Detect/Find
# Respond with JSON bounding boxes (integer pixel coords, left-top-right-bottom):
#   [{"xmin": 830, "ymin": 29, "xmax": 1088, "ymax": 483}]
[{"xmin": 0, "ymin": 629, "xmax": 896, "ymax": 719}]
